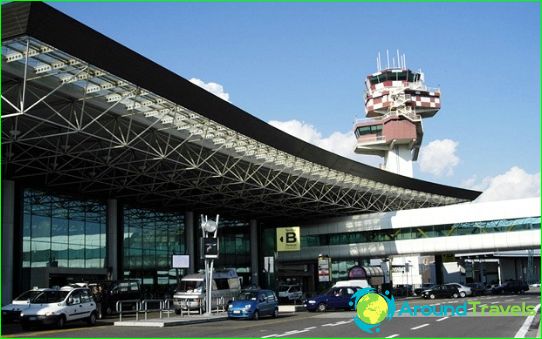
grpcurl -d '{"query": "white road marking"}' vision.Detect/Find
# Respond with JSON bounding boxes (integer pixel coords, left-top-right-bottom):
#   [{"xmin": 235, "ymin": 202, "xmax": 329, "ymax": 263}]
[
  {"xmin": 322, "ymin": 322, "xmax": 344, "ymax": 327},
  {"xmin": 436, "ymin": 316, "xmax": 449, "ymax": 322},
  {"xmin": 520, "ymin": 297, "xmax": 529, "ymax": 300},
  {"xmin": 491, "ymin": 301, "xmax": 499, "ymax": 304},
  {"xmin": 304, "ymin": 326, "xmax": 317, "ymax": 330},
  {"xmin": 386, "ymin": 334, "xmax": 400, "ymax": 338},
  {"xmin": 261, "ymin": 335, "xmax": 277, "ymax": 338},
  {"xmin": 468, "ymin": 307, "xmax": 474, "ymax": 311},
  {"xmin": 411, "ymin": 323, "xmax": 430, "ymax": 330},
  {"xmin": 514, "ymin": 304, "xmax": 541, "ymax": 338}
]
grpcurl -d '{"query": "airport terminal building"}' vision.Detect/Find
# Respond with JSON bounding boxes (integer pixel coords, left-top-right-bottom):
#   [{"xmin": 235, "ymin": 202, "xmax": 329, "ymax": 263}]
[{"xmin": 2, "ymin": 3, "xmax": 540, "ymax": 305}]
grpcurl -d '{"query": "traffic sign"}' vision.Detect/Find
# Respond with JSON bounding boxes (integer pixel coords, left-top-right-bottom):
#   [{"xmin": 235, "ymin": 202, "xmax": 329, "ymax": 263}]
[{"xmin": 276, "ymin": 226, "xmax": 300, "ymax": 251}]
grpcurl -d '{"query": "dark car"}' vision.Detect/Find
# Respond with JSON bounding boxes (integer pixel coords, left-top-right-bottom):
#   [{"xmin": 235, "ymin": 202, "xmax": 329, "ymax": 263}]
[
  {"xmin": 491, "ymin": 280, "xmax": 529, "ymax": 295},
  {"xmin": 304, "ymin": 286, "xmax": 358, "ymax": 312},
  {"xmin": 394, "ymin": 284, "xmax": 414, "ymax": 297},
  {"xmin": 466, "ymin": 283, "xmax": 487, "ymax": 296},
  {"xmin": 421, "ymin": 284, "xmax": 459, "ymax": 299},
  {"xmin": 90, "ymin": 280, "xmax": 142, "ymax": 318},
  {"xmin": 414, "ymin": 284, "xmax": 435, "ymax": 296},
  {"xmin": 227, "ymin": 289, "xmax": 279, "ymax": 320}
]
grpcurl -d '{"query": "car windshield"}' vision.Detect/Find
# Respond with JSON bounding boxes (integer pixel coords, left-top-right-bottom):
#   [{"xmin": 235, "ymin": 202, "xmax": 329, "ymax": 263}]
[
  {"xmin": 14, "ymin": 290, "xmax": 43, "ymax": 301},
  {"xmin": 239, "ymin": 291, "xmax": 259, "ymax": 301},
  {"xmin": 178, "ymin": 280, "xmax": 203, "ymax": 292},
  {"xmin": 28, "ymin": 291, "xmax": 69, "ymax": 303}
]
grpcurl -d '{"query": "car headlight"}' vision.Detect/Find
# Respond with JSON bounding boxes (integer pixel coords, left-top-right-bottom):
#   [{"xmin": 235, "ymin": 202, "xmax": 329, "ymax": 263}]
[
  {"xmin": 228, "ymin": 304, "xmax": 233, "ymax": 310},
  {"xmin": 44, "ymin": 312, "xmax": 56, "ymax": 316},
  {"xmin": 244, "ymin": 304, "xmax": 252, "ymax": 310},
  {"xmin": 308, "ymin": 300, "xmax": 316, "ymax": 304}
]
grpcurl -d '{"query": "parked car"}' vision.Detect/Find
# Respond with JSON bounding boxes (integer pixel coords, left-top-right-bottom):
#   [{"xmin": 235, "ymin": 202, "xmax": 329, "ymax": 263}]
[
  {"xmin": 394, "ymin": 284, "xmax": 414, "ymax": 297},
  {"xmin": 304, "ymin": 286, "xmax": 358, "ymax": 312},
  {"xmin": 16, "ymin": 286, "xmax": 97, "ymax": 329},
  {"xmin": 491, "ymin": 280, "xmax": 529, "ymax": 294},
  {"xmin": 414, "ymin": 284, "xmax": 435, "ymax": 296},
  {"xmin": 173, "ymin": 269, "xmax": 241, "ymax": 314},
  {"xmin": 466, "ymin": 283, "xmax": 487, "ymax": 296},
  {"xmin": 333, "ymin": 280, "xmax": 370, "ymax": 289},
  {"xmin": 227, "ymin": 289, "xmax": 278, "ymax": 320},
  {"xmin": 421, "ymin": 284, "xmax": 460, "ymax": 299},
  {"xmin": 277, "ymin": 285, "xmax": 303, "ymax": 303},
  {"xmin": 89, "ymin": 280, "xmax": 142, "ymax": 318},
  {"xmin": 445, "ymin": 283, "xmax": 472, "ymax": 298},
  {"xmin": 1, "ymin": 289, "xmax": 42, "ymax": 323}
]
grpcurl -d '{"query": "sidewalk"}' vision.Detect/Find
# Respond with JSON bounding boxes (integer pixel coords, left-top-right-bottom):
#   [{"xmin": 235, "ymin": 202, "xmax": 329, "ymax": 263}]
[{"xmin": 112, "ymin": 305, "xmax": 304, "ymax": 327}]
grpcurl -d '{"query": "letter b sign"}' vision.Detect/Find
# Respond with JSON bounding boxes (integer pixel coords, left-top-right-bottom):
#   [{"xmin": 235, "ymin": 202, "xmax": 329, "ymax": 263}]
[
  {"xmin": 286, "ymin": 232, "xmax": 297, "ymax": 243},
  {"xmin": 276, "ymin": 227, "xmax": 300, "ymax": 251}
]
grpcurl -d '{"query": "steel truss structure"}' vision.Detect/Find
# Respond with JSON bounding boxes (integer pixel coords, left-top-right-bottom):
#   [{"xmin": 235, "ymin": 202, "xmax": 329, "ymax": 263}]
[{"xmin": 2, "ymin": 36, "xmax": 473, "ymax": 219}]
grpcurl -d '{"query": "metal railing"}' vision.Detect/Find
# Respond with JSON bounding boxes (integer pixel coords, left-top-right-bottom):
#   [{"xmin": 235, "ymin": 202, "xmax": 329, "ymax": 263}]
[
  {"xmin": 140, "ymin": 299, "xmax": 164, "ymax": 320},
  {"xmin": 116, "ymin": 299, "xmax": 140, "ymax": 322},
  {"xmin": 116, "ymin": 296, "xmax": 229, "ymax": 322}
]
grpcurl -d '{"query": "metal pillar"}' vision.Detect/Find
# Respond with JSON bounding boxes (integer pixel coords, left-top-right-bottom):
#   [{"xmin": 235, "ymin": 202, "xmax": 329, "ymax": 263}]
[
  {"xmin": 250, "ymin": 219, "xmax": 259, "ymax": 287},
  {"xmin": 2, "ymin": 180, "xmax": 15, "ymax": 306},
  {"xmin": 107, "ymin": 199, "xmax": 118, "ymax": 280},
  {"xmin": 185, "ymin": 211, "xmax": 195, "ymax": 274}
]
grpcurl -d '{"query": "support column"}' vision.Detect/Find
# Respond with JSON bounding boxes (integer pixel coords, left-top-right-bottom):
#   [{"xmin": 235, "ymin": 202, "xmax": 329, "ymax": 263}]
[
  {"xmin": 250, "ymin": 219, "xmax": 259, "ymax": 287},
  {"xmin": 2, "ymin": 180, "xmax": 15, "ymax": 306},
  {"xmin": 107, "ymin": 199, "xmax": 118, "ymax": 280},
  {"xmin": 185, "ymin": 211, "xmax": 195, "ymax": 274},
  {"xmin": 435, "ymin": 255, "xmax": 443, "ymax": 284}
]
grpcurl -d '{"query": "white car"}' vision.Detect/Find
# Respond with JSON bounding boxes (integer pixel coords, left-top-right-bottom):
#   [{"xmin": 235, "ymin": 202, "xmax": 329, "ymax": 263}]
[
  {"xmin": 10, "ymin": 286, "xmax": 97, "ymax": 329},
  {"xmin": 445, "ymin": 283, "xmax": 472, "ymax": 298},
  {"xmin": 277, "ymin": 285, "xmax": 303, "ymax": 302}
]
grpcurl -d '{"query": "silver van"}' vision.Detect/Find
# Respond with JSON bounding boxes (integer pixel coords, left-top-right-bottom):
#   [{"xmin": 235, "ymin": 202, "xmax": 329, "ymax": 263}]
[{"xmin": 173, "ymin": 269, "xmax": 241, "ymax": 314}]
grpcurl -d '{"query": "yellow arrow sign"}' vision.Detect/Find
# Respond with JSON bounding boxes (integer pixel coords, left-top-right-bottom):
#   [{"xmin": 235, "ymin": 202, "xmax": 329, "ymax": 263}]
[{"xmin": 276, "ymin": 226, "xmax": 300, "ymax": 251}]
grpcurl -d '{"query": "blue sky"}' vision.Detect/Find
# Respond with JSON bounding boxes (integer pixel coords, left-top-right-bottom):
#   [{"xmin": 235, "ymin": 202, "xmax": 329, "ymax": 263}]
[{"xmin": 50, "ymin": 2, "xmax": 540, "ymax": 200}]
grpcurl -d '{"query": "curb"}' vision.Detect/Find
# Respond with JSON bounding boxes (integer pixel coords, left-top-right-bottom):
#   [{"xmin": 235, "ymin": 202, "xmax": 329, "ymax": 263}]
[{"xmin": 114, "ymin": 315, "xmax": 228, "ymax": 327}]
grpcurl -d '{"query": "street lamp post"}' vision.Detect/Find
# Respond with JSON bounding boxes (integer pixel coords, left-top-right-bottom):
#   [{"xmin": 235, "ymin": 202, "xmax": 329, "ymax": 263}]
[{"xmin": 201, "ymin": 214, "xmax": 219, "ymax": 316}]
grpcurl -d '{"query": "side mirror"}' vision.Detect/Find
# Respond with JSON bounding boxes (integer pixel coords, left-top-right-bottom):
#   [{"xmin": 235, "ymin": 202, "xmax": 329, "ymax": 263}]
[
  {"xmin": 67, "ymin": 297, "xmax": 74, "ymax": 305},
  {"xmin": 259, "ymin": 297, "xmax": 266, "ymax": 302}
]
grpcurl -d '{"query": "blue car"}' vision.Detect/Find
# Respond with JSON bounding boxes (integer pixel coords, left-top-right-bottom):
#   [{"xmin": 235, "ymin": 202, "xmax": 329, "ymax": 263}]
[
  {"xmin": 304, "ymin": 286, "xmax": 358, "ymax": 312},
  {"xmin": 227, "ymin": 289, "xmax": 279, "ymax": 320}
]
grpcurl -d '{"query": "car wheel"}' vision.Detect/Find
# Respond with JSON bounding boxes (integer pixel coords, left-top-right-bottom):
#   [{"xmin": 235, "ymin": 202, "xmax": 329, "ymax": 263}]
[
  {"xmin": 56, "ymin": 315, "xmax": 66, "ymax": 329},
  {"xmin": 429, "ymin": 294, "xmax": 436, "ymax": 300},
  {"xmin": 318, "ymin": 303, "xmax": 327, "ymax": 312},
  {"xmin": 452, "ymin": 293, "xmax": 459, "ymax": 299},
  {"xmin": 106, "ymin": 306, "xmax": 113, "ymax": 315},
  {"xmin": 273, "ymin": 308, "xmax": 279, "ymax": 318},
  {"xmin": 253, "ymin": 311, "xmax": 259, "ymax": 320},
  {"xmin": 87, "ymin": 312, "xmax": 97, "ymax": 326},
  {"xmin": 460, "ymin": 292, "xmax": 466, "ymax": 298}
]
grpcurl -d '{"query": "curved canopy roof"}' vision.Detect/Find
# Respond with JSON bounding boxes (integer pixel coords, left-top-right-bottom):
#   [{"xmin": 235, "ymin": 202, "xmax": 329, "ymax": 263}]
[{"xmin": 1, "ymin": 2, "xmax": 480, "ymax": 219}]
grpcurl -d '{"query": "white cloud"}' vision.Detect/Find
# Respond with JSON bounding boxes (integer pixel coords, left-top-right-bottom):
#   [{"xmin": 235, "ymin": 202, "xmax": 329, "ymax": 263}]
[
  {"xmin": 268, "ymin": 119, "xmax": 380, "ymax": 166},
  {"xmin": 189, "ymin": 78, "xmax": 230, "ymax": 102},
  {"xmin": 462, "ymin": 167, "xmax": 540, "ymax": 202},
  {"xmin": 418, "ymin": 139, "xmax": 460, "ymax": 177}
]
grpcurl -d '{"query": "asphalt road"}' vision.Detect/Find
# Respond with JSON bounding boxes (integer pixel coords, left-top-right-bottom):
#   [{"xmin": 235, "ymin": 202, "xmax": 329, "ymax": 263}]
[{"xmin": 2, "ymin": 293, "xmax": 540, "ymax": 338}]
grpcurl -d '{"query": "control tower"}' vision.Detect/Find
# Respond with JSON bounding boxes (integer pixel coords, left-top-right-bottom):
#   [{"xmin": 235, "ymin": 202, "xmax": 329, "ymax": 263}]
[{"xmin": 354, "ymin": 52, "xmax": 441, "ymax": 177}]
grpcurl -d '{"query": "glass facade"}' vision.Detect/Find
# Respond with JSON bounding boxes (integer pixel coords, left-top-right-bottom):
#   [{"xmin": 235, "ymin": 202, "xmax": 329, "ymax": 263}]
[
  {"xmin": 123, "ymin": 207, "xmax": 185, "ymax": 270},
  {"xmin": 202, "ymin": 218, "xmax": 251, "ymax": 283},
  {"xmin": 300, "ymin": 217, "xmax": 540, "ymax": 248},
  {"xmin": 22, "ymin": 189, "xmax": 106, "ymax": 268},
  {"xmin": 123, "ymin": 207, "xmax": 186, "ymax": 295}
]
